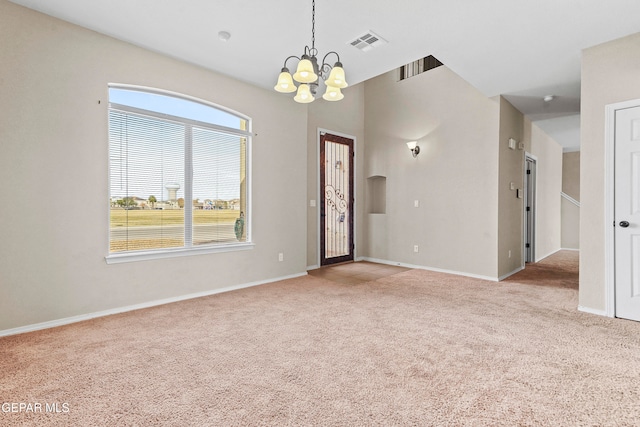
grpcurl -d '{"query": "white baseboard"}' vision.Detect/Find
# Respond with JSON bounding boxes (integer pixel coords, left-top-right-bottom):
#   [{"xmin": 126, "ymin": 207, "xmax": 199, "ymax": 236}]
[
  {"xmin": 536, "ymin": 248, "xmax": 580, "ymax": 262},
  {"xmin": 498, "ymin": 266, "xmax": 525, "ymax": 281},
  {"xmin": 0, "ymin": 272, "xmax": 308, "ymax": 338},
  {"xmin": 577, "ymin": 305, "xmax": 610, "ymax": 318},
  {"xmin": 535, "ymin": 248, "xmax": 562, "ymax": 263},
  {"xmin": 361, "ymin": 257, "xmax": 499, "ymax": 282}
]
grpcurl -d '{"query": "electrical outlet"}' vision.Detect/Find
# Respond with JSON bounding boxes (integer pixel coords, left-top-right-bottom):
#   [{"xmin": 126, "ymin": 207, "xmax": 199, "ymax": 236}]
[
  {"xmin": 310, "ymin": 200, "xmax": 316, "ymax": 207},
  {"xmin": 278, "ymin": 253, "xmax": 284, "ymax": 262},
  {"xmin": 414, "ymin": 245, "xmax": 419, "ymax": 253},
  {"xmin": 508, "ymin": 250, "xmax": 512, "ymax": 258},
  {"xmin": 414, "ymin": 200, "xmax": 419, "ymax": 208}
]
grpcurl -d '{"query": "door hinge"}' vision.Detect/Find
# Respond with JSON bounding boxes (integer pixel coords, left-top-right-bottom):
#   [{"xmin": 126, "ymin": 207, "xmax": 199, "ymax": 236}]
[
  {"xmin": 526, "ymin": 243, "xmax": 531, "ymax": 248},
  {"xmin": 526, "ymin": 206, "xmax": 531, "ymax": 211},
  {"xmin": 527, "ymin": 170, "xmax": 531, "ymax": 174}
]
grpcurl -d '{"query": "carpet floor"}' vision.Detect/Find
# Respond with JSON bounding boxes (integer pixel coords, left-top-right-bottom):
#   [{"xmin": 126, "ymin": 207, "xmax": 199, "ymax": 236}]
[{"xmin": 2, "ymin": 251, "xmax": 640, "ymax": 426}]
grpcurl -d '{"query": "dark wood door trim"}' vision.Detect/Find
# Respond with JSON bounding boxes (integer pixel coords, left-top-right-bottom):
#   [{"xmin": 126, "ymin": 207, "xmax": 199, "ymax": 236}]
[{"xmin": 320, "ymin": 132, "xmax": 355, "ymax": 266}]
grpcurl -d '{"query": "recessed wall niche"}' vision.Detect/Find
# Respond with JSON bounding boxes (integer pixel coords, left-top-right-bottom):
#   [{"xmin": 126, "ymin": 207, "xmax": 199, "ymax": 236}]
[{"xmin": 367, "ymin": 175, "xmax": 387, "ymax": 214}]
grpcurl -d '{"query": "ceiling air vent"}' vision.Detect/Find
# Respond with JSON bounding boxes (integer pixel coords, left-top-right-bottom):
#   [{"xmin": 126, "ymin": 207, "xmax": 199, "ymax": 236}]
[{"xmin": 349, "ymin": 31, "xmax": 387, "ymax": 52}]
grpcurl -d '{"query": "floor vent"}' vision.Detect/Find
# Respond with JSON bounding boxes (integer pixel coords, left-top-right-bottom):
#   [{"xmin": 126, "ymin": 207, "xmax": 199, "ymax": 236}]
[
  {"xmin": 399, "ymin": 55, "xmax": 443, "ymax": 81},
  {"xmin": 349, "ymin": 31, "xmax": 387, "ymax": 52}
]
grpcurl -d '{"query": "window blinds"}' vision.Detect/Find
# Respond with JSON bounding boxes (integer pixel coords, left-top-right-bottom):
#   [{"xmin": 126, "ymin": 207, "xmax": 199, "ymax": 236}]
[{"xmin": 108, "ymin": 106, "xmax": 246, "ymax": 254}]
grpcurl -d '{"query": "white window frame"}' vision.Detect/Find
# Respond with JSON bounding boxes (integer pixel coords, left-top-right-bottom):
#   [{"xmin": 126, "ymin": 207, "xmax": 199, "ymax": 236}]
[{"xmin": 105, "ymin": 84, "xmax": 253, "ymax": 264}]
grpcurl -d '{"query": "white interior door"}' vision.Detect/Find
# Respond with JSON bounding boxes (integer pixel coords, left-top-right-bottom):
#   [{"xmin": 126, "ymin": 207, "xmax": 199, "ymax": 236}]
[
  {"xmin": 524, "ymin": 156, "xmax": 536, "ymax": 263},
  {"xmin": 615, "ymin": 106, "xmax": 640, "ymax": 321}
]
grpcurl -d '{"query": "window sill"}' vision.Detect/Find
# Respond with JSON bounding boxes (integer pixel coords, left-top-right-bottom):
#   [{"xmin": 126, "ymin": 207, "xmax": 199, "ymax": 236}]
[{"xmin": 105, "ymin": 242, "xmax": 255, "ymax": 264}]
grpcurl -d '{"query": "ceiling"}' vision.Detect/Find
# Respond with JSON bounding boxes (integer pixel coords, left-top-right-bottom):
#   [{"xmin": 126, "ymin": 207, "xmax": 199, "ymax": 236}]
[{"xmin": 10, "ymin": 0, "xmax": 640, "ymax": 152}]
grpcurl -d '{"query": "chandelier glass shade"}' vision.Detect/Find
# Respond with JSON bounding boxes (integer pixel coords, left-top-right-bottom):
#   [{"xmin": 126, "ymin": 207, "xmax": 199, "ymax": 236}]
[
  {"xmin": 293, "ymin": 56, "xmax": 318, "ymax": 83},
  {"xmin": 273, "ymin": 0, "xmax": 348, "ymax": 103},
  {"xmin": 322, "ymin": 85, "xmax": 344, "ymax": 101},
  {"xmin": 294, "ymin": 84, "xmax": 314, "ymax": 104},
  {"xmin": 275, "ymin": 69, "xmax": 296, "ymax": 93}
]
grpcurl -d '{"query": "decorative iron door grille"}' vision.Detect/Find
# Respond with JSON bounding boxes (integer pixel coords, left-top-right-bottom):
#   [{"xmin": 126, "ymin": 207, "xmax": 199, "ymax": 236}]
[{"xmin": 320, "ymin": 132, "xmax": 354, "ymax": 265}]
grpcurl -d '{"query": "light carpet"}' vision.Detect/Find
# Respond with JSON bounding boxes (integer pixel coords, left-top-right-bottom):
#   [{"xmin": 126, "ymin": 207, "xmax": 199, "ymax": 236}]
[{"xmin": 2, "ymin": 251, "xmax": 640, "ymax": 426}]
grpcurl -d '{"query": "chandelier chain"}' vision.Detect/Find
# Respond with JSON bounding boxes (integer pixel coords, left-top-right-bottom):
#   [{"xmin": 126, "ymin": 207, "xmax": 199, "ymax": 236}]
[{"xmin": 311, "ymin": 0, "xmax": 315, "ymax": 51}]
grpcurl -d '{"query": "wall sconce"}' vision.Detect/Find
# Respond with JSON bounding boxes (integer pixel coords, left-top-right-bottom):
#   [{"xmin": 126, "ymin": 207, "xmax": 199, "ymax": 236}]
[{"xmin": 406, "ymin": 141, "xmax": 420, "ymax": 158}]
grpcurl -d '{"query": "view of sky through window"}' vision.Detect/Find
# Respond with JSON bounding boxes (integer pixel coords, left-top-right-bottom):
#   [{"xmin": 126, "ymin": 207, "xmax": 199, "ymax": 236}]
[
  {"xmin": 109, "ymin": 88, "xmax": 242, "ymax": 129},
  {"xmin": 109, "ymin": 88, "xmax": 244, "ymax": 202}
]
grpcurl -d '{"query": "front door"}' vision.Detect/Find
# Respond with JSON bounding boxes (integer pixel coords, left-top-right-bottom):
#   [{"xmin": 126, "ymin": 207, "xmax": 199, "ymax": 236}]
[
  {"xmin": 615, "ymin": 106, "xmax": 640, "ymax": 321},
  {"xmin": 320, "ymin": 132, "xmax": 354, "ymax": 266}
]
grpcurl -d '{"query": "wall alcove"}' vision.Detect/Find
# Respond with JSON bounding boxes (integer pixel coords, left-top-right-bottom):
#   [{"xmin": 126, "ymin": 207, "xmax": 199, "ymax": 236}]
[{"xmin": 367, "ymin": 175, "xmax": 386, "ymax": 214}]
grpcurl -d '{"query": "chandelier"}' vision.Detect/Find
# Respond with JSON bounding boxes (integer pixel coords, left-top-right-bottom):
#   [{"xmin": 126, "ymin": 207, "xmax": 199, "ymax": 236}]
[{"xmin": 273, "ymin": 0, "xmax": 348, "ymax": 103}]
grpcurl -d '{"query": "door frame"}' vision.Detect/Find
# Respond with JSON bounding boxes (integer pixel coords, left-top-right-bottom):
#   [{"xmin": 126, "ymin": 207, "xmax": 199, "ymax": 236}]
[
  {"xmin": 604, "ymin": 98, "xmax": 640, "ymax": 318},
  {"xmin": 524, "ymin": 153, "xmax": 538, "ymax": 263},
  {"xmin": 316, "ymin": 128, "xmax": 357, "ymax": 267}
]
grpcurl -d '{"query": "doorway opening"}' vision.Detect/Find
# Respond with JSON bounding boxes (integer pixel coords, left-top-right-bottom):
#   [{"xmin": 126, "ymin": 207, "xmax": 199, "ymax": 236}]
[{"xmin": 320, "ymin": 132, "xmax": 354, "ymax": 266}]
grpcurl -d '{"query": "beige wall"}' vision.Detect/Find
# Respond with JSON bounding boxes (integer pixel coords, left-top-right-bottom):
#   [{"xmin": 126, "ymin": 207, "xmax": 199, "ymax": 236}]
[
  {"xmin": 561, "ymin": 199, "xmax": 580, "ymax": 250},
  {"xmin": 562, "ymin": 152, "xmax": 580, "ymax": 249},
  {"xmin": 363, "ymin": 67, "xmax": 500, "ymax": 279},
  {"xmin": 498, "ymin": 97, "xmax": 525, "ymax": 277},
  {"xmin": 306, "ymin": 84, "xmax": 365, "ymax": 268},
  {"xmin": 528, "ymin": 121, "xmax": 563, "ymax": 261},
  {"xmin": 0, "ymin": 1, "xmax": 308, "ymax": 331},
  {"xmin": 562, "ymin": 152, "xmax": 581, "ymax": 199},
  {"xmin": 580, "ymin": 32, "xmax": 640, "ymax": 312}
]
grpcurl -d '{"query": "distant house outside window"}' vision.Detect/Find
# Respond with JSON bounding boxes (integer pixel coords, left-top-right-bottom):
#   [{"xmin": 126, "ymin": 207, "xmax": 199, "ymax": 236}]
[{"xmin": 106, "ymin": 86, "xmax": 251, "ymax": 263}]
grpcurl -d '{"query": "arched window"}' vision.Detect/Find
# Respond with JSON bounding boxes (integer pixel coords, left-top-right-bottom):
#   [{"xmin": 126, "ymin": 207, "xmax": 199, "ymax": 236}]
[{"xmin": 106, "ymin": 86, "xmax": 252, "ymax": 262}]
